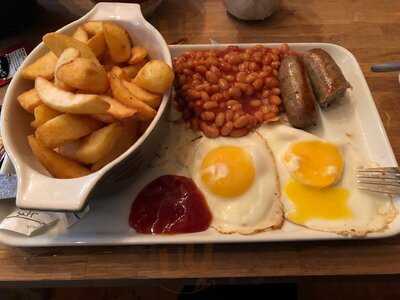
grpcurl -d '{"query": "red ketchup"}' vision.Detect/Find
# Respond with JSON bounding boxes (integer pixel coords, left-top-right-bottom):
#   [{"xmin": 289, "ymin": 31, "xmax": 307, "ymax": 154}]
[{"xmin": 129, "ymin": 175, "xmax": 212, "ymax": 234}]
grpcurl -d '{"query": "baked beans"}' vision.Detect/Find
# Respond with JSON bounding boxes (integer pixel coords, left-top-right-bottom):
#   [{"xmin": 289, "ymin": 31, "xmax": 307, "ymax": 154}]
[
  {"xmin": 173, "ymin": 44, "xmax": 289, "ymax": 138},
  {"xmin": 215, "ymin": 112, "xmax": 225, "ymax": 127}
]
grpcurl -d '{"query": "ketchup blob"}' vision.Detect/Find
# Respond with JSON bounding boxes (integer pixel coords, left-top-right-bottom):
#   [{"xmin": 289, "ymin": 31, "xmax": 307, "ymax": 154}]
[{"xmin": 129, "ymin": 175, "xmax": 212, "ymax": 234}]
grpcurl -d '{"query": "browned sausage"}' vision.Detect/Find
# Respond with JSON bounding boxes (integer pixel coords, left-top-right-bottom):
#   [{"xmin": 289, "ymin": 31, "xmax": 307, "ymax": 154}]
[
  {"xmin": 278, "ymin": 55, "xmax": 317, "ymax": 129},
  {"xmin": 303, "ymin": 48, "xmax": 350, "ymax": 108}
]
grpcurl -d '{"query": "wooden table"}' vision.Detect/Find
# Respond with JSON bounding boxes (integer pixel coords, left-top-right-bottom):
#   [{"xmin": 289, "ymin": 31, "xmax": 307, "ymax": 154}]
[{"xmin": 1, "ymin": 0, "xmax": 400, "ymax": 286}]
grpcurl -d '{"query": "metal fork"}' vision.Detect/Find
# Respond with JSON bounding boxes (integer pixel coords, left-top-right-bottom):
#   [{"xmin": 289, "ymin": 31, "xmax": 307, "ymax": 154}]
[{"xmin": 357, "ymin": 167, "xmax": 400, "ymax": 196}]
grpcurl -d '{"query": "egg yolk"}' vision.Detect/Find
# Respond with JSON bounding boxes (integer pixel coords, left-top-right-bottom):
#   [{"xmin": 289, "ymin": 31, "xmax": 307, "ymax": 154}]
[
  {"xmin": 200, "ymin": 146, "xmax": 255, "ymax": 198},
  {"xmin": 284, "ymin": 180, "xmax": 352, "ymax": 224},
  {"xmin": 283, "ymin": 140, "xmax": 343, "ymax": 188}
]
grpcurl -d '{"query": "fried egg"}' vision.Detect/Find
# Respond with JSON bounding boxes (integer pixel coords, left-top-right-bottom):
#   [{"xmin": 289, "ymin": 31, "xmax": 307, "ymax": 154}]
[
  {"xmin": 190, "ymin": 132, "xmax": 283, "ymax": 234},
  {"xmin": 257, "ymin": 124, "xmax": 397, "ymax": 236},
  {"xmin": 151, "ymin": 122, "xmax": 283, "ymax": 235}
]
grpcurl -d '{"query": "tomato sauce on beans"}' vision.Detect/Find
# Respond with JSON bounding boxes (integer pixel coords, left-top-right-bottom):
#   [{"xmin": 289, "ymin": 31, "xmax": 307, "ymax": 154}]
[{"xmin": 173, "ymin": 44, "xmax": 290, "ymax": 138}]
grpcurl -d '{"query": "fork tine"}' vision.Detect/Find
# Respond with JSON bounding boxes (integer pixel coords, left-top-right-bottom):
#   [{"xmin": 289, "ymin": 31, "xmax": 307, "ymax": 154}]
[
  {"xmin": 357, "ymin": 167, "xmax": 400, "ymax": 196},
  {"xmin": 357, "ymin": 167, "xmax": 399, "ymax": 172},
  {"xmin": 357, "ymin": 174, "xmax": 400, "ymax": 180},
  {"xmin": 357, "ymin": 179, "xmax": 400, "ymax": 187},
  {"xmin": 357, "ymin": 167, "xmax": 400, "ymax": 176},
  {"xmin": 357, "ymin": 172, "xmax": 400, "ymax": 178},
  {"xmin": 358, "ymin": 186, "xmax": 400, "ymax": 195}
]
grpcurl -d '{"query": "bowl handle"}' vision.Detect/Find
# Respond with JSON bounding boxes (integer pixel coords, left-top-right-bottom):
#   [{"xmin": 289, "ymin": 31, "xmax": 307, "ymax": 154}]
[
  {"xmin": 85, "ymin": 2, "xmax": 145, "ymax": 23},
  {"xmin": 16, "ymin": 170, "xmax": 99, "ymax": 211}
]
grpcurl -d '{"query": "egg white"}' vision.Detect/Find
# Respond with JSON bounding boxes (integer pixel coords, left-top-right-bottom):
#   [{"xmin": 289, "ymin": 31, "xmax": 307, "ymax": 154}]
[
  {"xmin": 190, "ymin": 132, "xmax": 283, "ymax": 235},
  {"xmin": 257, "ymin": 124, "xmax": 397, "ymax": 236}
]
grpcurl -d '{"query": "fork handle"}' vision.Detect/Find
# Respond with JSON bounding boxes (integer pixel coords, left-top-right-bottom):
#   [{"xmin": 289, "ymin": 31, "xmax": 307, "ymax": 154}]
[{"xmin": 371, "ymin": 62, "xmax": 400, "ymax": 72}]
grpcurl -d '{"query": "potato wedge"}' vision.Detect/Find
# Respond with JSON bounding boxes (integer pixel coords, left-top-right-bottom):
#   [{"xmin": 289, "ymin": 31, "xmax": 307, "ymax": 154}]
[
  {"xmin": 74, "ymin": 123, "xmax": 124, "ymax": 164},
  {"xmin": 109, "ymin": 65, "xmax": 130, "ymax": 81},
  {"xmin": 133, "ymin": 60, "xmax": 174, "ymax": 94},
  {"xmin": 54, "ymin": 78, "xmax": 75, "ymax": 92},
  {"xmin": 28, "ymin": 135, "xmax": 90, "ymax": 179},
  {"xmin": 31, "ymin": 104, "xmax": 61, "ymax": 128},
  {"xmin": 17, "ymin": 89, "xmax": 42, "ymax": 113},
  {"xmin": 21, "ymin": 52, "xmax": 57, "ymax": 80},
  {"xmin": 35, "ymin": 77, "xmax": 109, "ymax": 114},
  {"xmin": 55, "ymin": 48, "xmax": 80, "ymax": 70},
  {"xmin": 123, "ymin": 80, "xmax": 161, "ymax": 108},
  {"xmin": 109, "ymin": 71, "xmax": 156, "ymax": 121},
  {"xmin": 56, "ymin": 140, "xmax": 80, "ymax": 160},
  {"xmin": 43, "ymin": 33, "xmax": 98, "ymax": 61},
  {"xmin": 105, "ymin": 88, "xmax": 113, "ymax": 97},
  {"xmin": 83, "ymin": 21, "xmax": 103, "ymax": 36},
  {"xmin": 87, "ymin": 32, "xmax": 106, "ymax": 58},
  {"xmin": 56, "ymin": 57, "xmax": 109, "ymax": 93},
  {"xmin": 102, "ymin": 96, "xmax": 137, "ymax": 119},
  {"xmin": 36, "ymin": 114, "xmax": 102, "ymax": 148},
  {"xmin": 54, "ymin": 47, "xmax": 80, "ymax": 92},
  {"xmin": 101, "ymin": 50, "xmax": 114, "ymax": 71},
  {"xmin": 122, "ymin": 61, "xmax": 147, "ymax": 79},
  {"xmin": 128, "ymin": 46, "xmax": 148, "ymax": 65},
  {"xmin": 91, "ymin": 119, "xmax": 138, "ymax": 171},
  {"xmin": 72, "ymin": 26, "xmax": 89, "ymax": 43},
  {"xmin": 103, "ymin": 22, "xmax": 131, "ymax": 63},
  {"xmin": 92, "ymin": 114, "xmax": 116, "ymax": 123}
]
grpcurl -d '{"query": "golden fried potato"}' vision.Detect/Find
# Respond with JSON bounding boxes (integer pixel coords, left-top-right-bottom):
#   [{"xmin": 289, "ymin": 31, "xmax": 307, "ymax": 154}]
[
  {"xmin": 83, "ymin": 21, "xmax": 103, "ymax": 36},
  {"xmin": 54, "ymin": 78, "xmax": 75, "ymax": 92},
  {"xmin": 17, "ymin": 89, "xmax": 42, "ymax": 113},
  {"xmin": 101, "ymin": 96, "xmax": 137, "ymax": 119},
  {"xmin": 31, "ymin": 104, "xmax": 61, "ymax": 128},
  {"xmin": 110, "ymin": 65, "xmax": 130, "ymax": 81},
  {"xmin": 92, "ymin": 114, "xmax": 116, "ymax": 124},
  {"xmin": 56, "ymin": 57, "xmax": 109, "ymax": 93},
  {"xmin": 35, "ymin": 77, "xmax": 109, "ymax": 114},
  {"xmin": 28, "ymin": 135, "xmax": 90, "ymax": 179},
  {"xmin": 109, "ymin": 71, "xmax": 156, "ymax": 121},
  {"xmin": 55, "ymin": 48, "xmax": 80, "ymax": 69},
  {"xmin": 43, "ymin": 33, "xmax": 98, "ymax": 61},
  {"xmin": 128, "ymin": 46, "xmax": 148, "ymax": 65},
  {"xmin": 103, "ymin": 22, "xmax": 131, "ymax": 63},
  {"xmin": 87, "ymin": 32, "xmax": 106, "ymax": 58},
  {"xmin": 100, "ymin": 50, "xmax": 114, "ymax": 71},
  {"xmin": 72, "ymin": 26, "xmax": 89, "ymax": 43},
  {"xmin": 91, "ymin": 96, "xmax": 137, "ymax": 122},
  {"xmin": 133, "ymin": 60, "xmax": 174, "ymax": 94},
  {"xmin": 54, "ymin": 48, "xmax": 80, "ymax": 92},
  {"xmin": 22, "ymin": 22, "xmax": 162, "ymax": 178},
  {"xmin": 91, "ymin": 119, "xmax": 138, "ymax": 171},
  {"xmin": 123, "ymin": 80, "xmax": 161, "ymax": 108},
  {"xmin": 35, "ymin": 114, "xmax": 102, "ymax": 148},
  {"xmin": 122, "ymin": 62, "xmax": 147, "ymax": 79},
  {"xmin": 21, "ymin": 52, "xmax": 57, "ymax": 80},
  {"xmin": 56, "ymin": 139, "xmax": 80, "ymax": 161},
  {"xmin": 73, "ymin": 123, "xmax": 124, "ymax": 164}
]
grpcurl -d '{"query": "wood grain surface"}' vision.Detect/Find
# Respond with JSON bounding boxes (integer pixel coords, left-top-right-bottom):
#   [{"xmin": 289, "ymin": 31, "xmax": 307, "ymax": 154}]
[{"xmin": 1, "ymin": 0, "xmax": 400, "ymax": 285}]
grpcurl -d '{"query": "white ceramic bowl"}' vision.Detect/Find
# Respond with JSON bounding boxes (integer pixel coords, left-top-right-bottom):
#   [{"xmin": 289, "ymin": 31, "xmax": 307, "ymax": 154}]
[{"xmin": 1, "ymin": 2, "xmax": 172, "ymax": 211}]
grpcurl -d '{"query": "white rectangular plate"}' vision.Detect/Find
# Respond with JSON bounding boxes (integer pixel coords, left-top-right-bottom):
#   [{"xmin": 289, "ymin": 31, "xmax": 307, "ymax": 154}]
[{"xmin": 0, "ymin": 43, "xmax": 398, "ymax": 247}]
